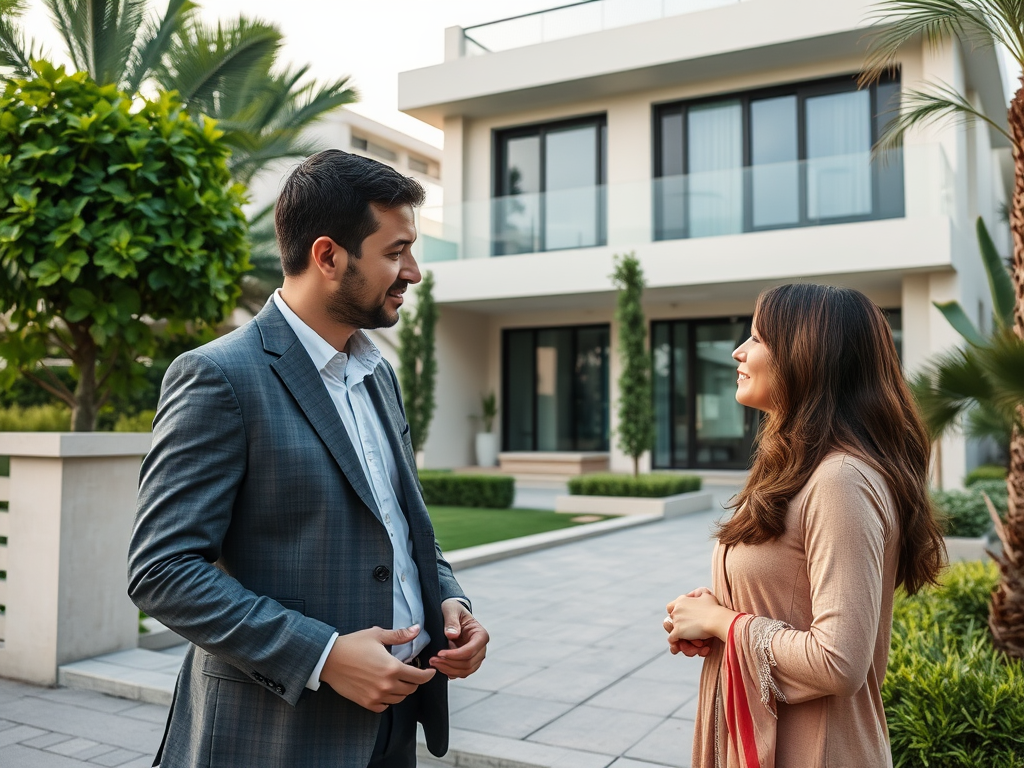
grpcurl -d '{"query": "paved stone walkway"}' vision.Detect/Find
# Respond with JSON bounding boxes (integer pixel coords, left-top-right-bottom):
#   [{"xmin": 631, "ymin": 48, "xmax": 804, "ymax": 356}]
[{"xmin": 0, "ymin": 491, "xmax": 734, "ymax": 768}]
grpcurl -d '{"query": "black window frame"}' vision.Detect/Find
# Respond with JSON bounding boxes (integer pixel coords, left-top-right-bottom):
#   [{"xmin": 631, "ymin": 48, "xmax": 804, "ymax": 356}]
[
  {"xmin": 492, "ymin": 114, "xmax": 608, "ymax": 256},
  {"xmin": 652, "ymin": 71, "xmax": 903, "ymax": 240},
  {"xmin": 501, "ymin": 323, "xmax": 611, "ymax": 452}
]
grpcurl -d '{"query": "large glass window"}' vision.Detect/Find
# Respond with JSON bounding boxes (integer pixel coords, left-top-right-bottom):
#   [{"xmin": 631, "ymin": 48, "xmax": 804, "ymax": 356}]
[
  {"xmin": 503, "ymin": 325, "xmax": 610, "ymax": 451},
  {"xmin": 751, "ymin": 95, "xmax": 799, "ymax": 228},
  {"xmin": 494, "ymin": 116, "xmax": 606, "ymax": 255},
  {"xmin": 654, "ymin": 73, "xmax": 903, "ymax": 240},
  {"xmin": 688, "ymin": 100, "xmax": 743, "ymax": 237}
]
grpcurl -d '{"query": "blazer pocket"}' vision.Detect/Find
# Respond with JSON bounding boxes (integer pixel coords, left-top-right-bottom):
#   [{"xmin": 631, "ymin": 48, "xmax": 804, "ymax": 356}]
[{"xmin": 201, "ymin": 651, "xmax": 256, "ymax": 685}]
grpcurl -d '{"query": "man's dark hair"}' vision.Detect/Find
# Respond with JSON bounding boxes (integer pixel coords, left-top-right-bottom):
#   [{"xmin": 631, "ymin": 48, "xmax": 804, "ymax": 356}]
[{"xmin": 275, "ymin": 149, "xmax": 426, "ymax": 276}]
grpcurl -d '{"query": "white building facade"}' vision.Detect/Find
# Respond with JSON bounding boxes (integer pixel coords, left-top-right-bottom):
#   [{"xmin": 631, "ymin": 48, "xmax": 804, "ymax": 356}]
[{"xmin": 398, "ymin": 0, "xmax": 1012, "ymax": 486}]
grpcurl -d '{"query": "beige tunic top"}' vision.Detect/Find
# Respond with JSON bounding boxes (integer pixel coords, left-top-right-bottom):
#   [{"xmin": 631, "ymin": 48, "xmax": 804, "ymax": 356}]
[{"xmin": 693, "ymin": 453, "xmax": 899, "ymax": 768}]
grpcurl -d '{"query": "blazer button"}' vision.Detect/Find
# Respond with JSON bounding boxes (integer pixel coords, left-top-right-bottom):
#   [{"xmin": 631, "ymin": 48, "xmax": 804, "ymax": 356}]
[{"xmin": 373, "ymin": 565, "xmax": 390, "ymax": 582}]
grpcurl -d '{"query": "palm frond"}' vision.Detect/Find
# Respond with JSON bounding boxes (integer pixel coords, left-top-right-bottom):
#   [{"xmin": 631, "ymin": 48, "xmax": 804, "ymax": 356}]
[
  {"xmin": 225, "ymin": 131, "xmax": 316, "ymax": 186},
  {"xmin": 42, "ymin": 0, "xmax": 148, "ymax": 84},
  {"xmin": 123, "ymin": 0, "xmax": 195, "ymax": 93},
  {"xmin": 975, "ymin": 215, "xmax": 1017, "ymax": 329},
  {"xmin": 977, "ymin": 330, "xmax": 1024, "ymax": 418},
  {"xmin": 911, "ymin": 346, "xmax": 998, "ymax": 437},
  {"xmin": 43, "ymin": 0, "xmax": 90, "ymax": 72},
  {"xmin": 158, "ymin": 16, "xmax": 280, "ymax": 108},
  {"xmin": 0, "ymin": 0, "xmax": 44, "ymax": 76},
  {"xmin": 279, "ymin": 76, "xmax": 358, "ymax": 132},
  {"xmin": 862, "ymin": 1, "xmax": 1009, "ymax": 84},
  {"xmin": 874, "ymin": 81, "xmax": 1011, "ymax": 153}
]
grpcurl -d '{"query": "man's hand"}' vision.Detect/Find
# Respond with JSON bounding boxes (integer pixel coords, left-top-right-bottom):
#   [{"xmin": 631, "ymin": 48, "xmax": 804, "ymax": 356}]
[
  {"xmin": 320, "ymin": 625, "xmax": 435, "ymax": 713},
  {"xmin": 429, "ymin": 599, "xmax": 488, "ymax": 679}
]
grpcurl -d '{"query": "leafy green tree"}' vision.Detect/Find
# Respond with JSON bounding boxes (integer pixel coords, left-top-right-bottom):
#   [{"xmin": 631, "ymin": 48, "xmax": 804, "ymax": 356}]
[
  {"xmin": 0, "ymin": 0, "xmax": 356, "ymax": 305},
  {"xmin": 398, "ymin": 271, "xmax": 438, "ymax": 455},
  {"xmin": 0, "ymin": 62, "xmax": 250, "ymax": 431},
  {"xmin": 612, "ymin": 252, "xmax": 654, "ymax": 477}
]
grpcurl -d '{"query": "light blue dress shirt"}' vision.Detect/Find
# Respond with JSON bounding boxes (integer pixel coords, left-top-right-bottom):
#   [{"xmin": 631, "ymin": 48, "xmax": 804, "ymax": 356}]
[{"xmin": 272, "ymin": 292, "xmax": 427, "ymax": 689}]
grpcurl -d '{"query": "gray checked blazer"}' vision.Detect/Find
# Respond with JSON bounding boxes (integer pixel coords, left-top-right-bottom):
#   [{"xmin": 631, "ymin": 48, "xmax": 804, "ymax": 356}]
[{"xmin": 127, "ymin": 300, "xmax": 468, "ymax": 768}]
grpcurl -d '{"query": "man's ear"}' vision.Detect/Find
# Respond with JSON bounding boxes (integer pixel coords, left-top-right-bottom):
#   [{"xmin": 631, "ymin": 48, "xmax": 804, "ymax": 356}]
[{"xmin": 310, "ymin": 236, "xmax": 347, "ymax": 279}]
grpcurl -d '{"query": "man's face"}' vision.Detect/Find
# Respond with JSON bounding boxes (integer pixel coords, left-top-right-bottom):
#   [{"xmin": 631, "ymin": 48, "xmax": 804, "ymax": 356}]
[{"xmin": 326, "ymin": 203, "xmax": 421, "ymax": 330}]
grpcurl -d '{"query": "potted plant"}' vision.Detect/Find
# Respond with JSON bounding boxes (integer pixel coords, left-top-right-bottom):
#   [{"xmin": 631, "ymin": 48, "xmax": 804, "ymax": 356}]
[{"xmin": 475, "ymin": 392, "xmax": 498, "ymax": 467}]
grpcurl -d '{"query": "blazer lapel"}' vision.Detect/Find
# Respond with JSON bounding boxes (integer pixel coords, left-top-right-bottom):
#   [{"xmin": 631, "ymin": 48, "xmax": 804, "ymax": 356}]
[
  {"xmin": 256, "ymin": 301, "xmax": 383, "ymax": 523},
  {"xmin": 364, "ymin": 368, "xmax": 425, "ymax": 524}
]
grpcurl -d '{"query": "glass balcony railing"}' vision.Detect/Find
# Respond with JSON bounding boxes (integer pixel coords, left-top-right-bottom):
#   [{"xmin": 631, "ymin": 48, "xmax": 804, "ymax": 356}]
[
  {"xmin": 462, "ymin": 0, "xmax": 744, "ymax": 56},
  {"xmin": 417, "ymin": 145, "xmax": 953, "ymax": 263}
]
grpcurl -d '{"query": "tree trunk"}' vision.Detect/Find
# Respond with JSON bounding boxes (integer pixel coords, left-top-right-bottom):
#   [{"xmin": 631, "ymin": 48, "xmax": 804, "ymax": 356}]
[
  {"xmin": 69, "ymin": 326, "xmax": 99, "ymax": 432},
  {"xmin": 989, "ymin": 86, "xmax": 1024, "ymax": 658}
]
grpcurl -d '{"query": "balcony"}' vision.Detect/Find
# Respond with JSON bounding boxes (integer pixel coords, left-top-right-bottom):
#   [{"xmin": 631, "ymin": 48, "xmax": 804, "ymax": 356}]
[
  {"xmin": 418, "ymin": 145, "xmax": 952, "ymax": 263},
  {"xmin": 462, "ymin": 0, "xmax": 746, "ymax": 56}
]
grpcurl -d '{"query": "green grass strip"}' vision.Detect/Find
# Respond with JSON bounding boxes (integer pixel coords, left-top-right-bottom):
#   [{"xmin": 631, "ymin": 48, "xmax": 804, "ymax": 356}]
[{"xmin": 428, "ymin": 506, "xmax": 612, "ymax": 551}]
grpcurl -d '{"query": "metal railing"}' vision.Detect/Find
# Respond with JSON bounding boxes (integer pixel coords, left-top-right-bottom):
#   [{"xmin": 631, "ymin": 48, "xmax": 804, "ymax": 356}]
[{"xmin": 463, "ymin": 0, "xmax": 744, "ymax": 56}]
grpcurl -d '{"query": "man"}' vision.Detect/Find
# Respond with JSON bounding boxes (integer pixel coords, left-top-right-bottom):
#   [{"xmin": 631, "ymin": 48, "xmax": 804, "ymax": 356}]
[{"xmin": 128, "ymin": 150, "xmax": 488, "ymax": 768}]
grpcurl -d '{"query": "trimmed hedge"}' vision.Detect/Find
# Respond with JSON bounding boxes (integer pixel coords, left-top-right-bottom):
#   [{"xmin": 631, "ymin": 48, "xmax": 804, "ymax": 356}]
[
  {"xmin": 885, "ymin": 561, "xmax": 1024, "ymax": 767},
  {"xmin": 567, "ymin": 473, "xmax": 701, "ymax": 498},
  {"xmin": 965, "ymin": 464, "xmax": 1008, "ymax": 486},
  {"xmin": 933, "ymin": 480, "xmax": 1007, "ymax": 538},
  {"xmin": 418, "ymin": 471, "xmax": 514, "ymax": 509},
  {"xmin": 0, "ymin": 404, "xmax": 71, "ymax": 431}
]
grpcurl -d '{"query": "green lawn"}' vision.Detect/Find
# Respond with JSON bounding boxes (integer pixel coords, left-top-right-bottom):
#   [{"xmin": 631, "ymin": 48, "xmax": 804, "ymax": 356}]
[{"xmin": 428, "ymin": 506, "xmax": 612, "ymax": 551}]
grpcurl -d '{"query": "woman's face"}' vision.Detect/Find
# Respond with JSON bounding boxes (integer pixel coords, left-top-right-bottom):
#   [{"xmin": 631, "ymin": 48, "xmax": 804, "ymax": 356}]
[{"xmin": 732, "ymin": 320, "xmax": 774, "ymax": 413}]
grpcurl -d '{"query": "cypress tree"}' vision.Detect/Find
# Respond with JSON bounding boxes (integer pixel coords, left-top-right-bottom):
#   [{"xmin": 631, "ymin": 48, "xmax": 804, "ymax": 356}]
[
  {"xmin": 398, "ymin": 271, "xmax": 438, "ymax": 455},
  {"xmin": 612, "ymin": 253, "xmax": 654, "ymax": 477}
]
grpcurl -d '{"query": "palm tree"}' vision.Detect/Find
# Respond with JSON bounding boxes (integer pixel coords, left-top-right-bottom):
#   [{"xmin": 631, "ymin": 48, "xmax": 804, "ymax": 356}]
[
  {"xmin": 864, "ymin": 1, "xmax": 1024, "ymax": 658},
  {"xmin": 0, "ymin": 0, "xmax": 357, "ymax": 317}
]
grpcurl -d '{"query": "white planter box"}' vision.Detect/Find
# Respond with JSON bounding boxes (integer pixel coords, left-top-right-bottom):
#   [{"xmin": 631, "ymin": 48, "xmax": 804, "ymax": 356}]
[{"xmin": 554, "ymin": 490, "xmax": 715, "ymax": 518}]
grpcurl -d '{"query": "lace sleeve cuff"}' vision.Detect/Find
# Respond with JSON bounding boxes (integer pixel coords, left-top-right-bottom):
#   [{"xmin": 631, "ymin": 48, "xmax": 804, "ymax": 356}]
[{"xmin": 749, "ymin": 616, "xmax": 792, "ymax": 717}]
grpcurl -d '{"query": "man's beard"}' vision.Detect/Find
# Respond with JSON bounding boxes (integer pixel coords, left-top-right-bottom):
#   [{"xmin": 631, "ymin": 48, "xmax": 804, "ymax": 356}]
[{"xmin": 325, "ymin": 260, "xmax": 406, "ymax": 330}]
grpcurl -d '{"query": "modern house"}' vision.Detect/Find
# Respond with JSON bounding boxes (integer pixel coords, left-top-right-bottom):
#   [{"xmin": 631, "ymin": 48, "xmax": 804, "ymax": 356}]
[{"xmin": 397, "ymin": 0, "xmax": 1012, "ymax": 486}]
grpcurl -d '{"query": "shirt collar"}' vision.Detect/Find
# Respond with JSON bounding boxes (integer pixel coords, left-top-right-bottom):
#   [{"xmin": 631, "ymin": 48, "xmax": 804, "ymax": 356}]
[{"xmin": 272, "ymin": 290, "xmax": 382, "ymax": 381}]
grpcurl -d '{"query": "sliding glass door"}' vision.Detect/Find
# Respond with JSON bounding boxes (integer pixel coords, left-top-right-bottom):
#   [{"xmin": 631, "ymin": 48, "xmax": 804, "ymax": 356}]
[
  {"xmin": 503, "ymin": 325, "xmax": 610, "ymax": 452},
  {"xmin": 652, "ymin": 317, "xmax": 757, "ymax": 470}
]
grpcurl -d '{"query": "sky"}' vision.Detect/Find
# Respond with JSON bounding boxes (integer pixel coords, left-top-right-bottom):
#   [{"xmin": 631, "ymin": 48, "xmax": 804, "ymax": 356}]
[
  {"xmin": 19, "ymin": 0, "xmax": 561, "ymax": 148},
  {"xmin": 17, "ymin": 0, "xmax": 1023, "ymax": 149}
]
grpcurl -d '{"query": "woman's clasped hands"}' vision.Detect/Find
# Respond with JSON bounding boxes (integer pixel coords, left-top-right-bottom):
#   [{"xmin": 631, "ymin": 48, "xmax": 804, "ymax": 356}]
[{"xmin": 663, "ymin": 587, "xmax": 721, "ymax": 658}]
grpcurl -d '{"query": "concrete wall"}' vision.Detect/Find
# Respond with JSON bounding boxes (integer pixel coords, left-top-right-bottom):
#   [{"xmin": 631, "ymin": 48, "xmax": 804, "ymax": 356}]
[{"xmin": 0, "ymin": 433, "xmax": 151, "ymax": 686}]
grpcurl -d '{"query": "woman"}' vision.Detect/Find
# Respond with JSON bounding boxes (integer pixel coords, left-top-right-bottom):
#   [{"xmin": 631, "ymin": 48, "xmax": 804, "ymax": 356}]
[{"xmin": 664, "ymin": 284, "xmax": 945, "ymax": 768}]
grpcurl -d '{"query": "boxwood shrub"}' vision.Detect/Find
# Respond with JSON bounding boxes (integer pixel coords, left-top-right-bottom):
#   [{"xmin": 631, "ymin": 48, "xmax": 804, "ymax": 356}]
[
  {"xmin": 567, "ymin": 473, "xmax": 701, "ymax": 498},
  {"xmin": 885, "ymin": 561, "xmax": 1024, "ymax": 767},
  {"xmin": 418, "ymin": 471, "xmax": 514, "ymax": 509},
  {"xmin": 933, "ymin": 481, "xmax": 1007, "ymax": 538},
  {"xmin": 965, "ymin": 464, "xmax": 1008, "ymax": 486}
]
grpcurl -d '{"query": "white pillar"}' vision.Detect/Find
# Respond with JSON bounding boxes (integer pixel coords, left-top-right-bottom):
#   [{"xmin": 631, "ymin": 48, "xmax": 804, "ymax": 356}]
[{"xmin": 0, "ymin": 432, "xmax": 151, "ymax": 685}]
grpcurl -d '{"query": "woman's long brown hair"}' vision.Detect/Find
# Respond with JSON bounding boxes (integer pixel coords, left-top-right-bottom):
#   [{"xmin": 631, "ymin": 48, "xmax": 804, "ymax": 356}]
[{"xmin": 717, "ymin": 284, "xmax": 945, "ymax": 594}]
